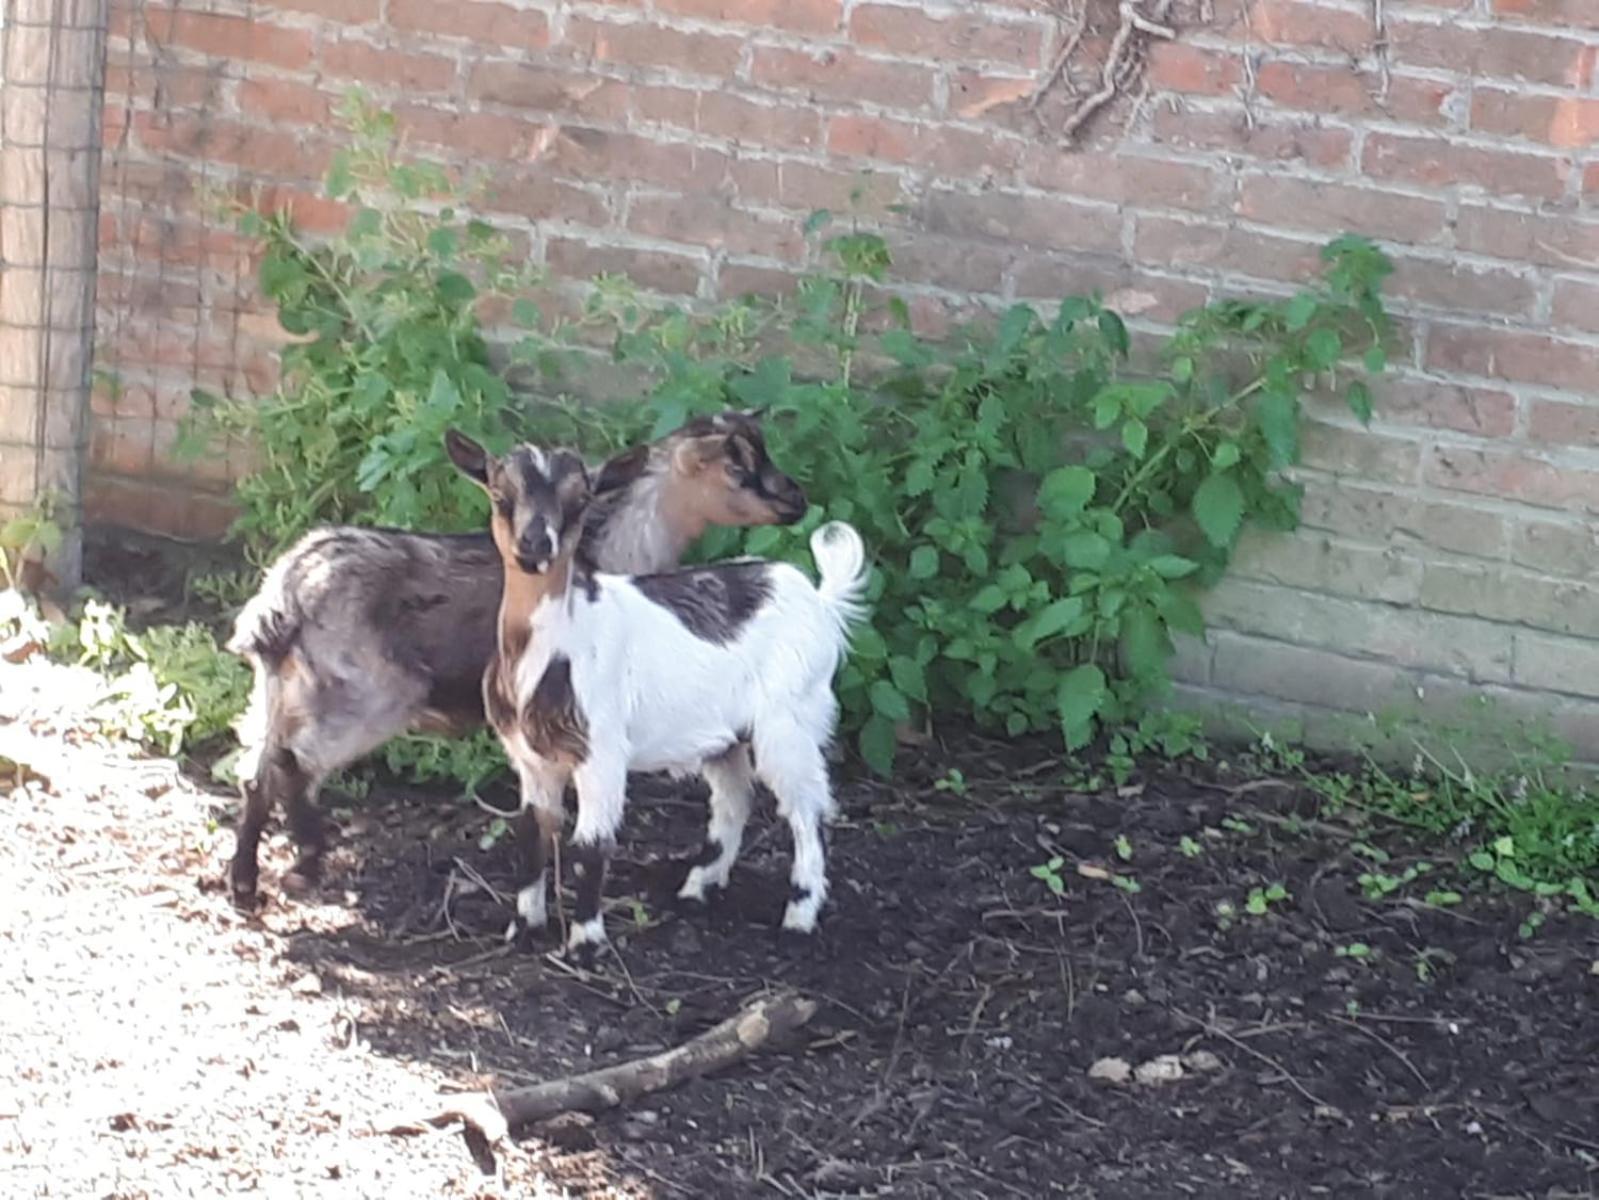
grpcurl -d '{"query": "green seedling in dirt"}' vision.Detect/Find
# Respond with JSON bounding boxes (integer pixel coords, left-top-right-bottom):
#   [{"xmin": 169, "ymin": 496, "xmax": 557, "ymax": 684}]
[
  {"xmin": 1179, "ymin": 835, "xmax": 1203, "ymax": 858},
  {"xmin": 1031, "ymin": 856, "xmax": 1067, "ymax": 898},
  {"xmin": 1115, "ymin": 834, "xmax": 1133, "ymax": 861},
  {"xmin": 1335, "ymin": 942, "xmax": 1372, "ymax": 960},
  {"xmin": 1423, "ymin": 889, "xmax": 1463, "ymax": 908},
  {"xmin": 1518, "ymin": 911, "xmax": 1546, "ymax": 940},
  {"xmin": 1220, "ymin": 817, "xmax": 1255, "ymax": 836},
  {"xmin": 1111, "ymin": 873, "xmax": 1142, "ymax": 894},
  {"xmin": 1350, "ymin": 840, "xmax": 1390, "ymax": 865},
  {"xmin": 1245, "ymin": 882, "xmax": 1290, "ymax": 915},
  {"xmin": 872, "ymin": 819, "xmax": 900, "ymax": 838},
  {"xmin": 1214, "ymin": 899, "xmax": 1237, "ymax": 931},
  {"xmin": 665, "ymin": 997, "xmax": 682, "ymax": 1017},
  {"xmin": 1346, "ymin": 999, "xmax": 1361, "ymax": 1017},
  {"xmin": 933, "ymin": 768, "xmax": 968, "ymax": 796},
  {"xmin": 1414, "ymin": 947, "xmax": 1454, "ymax": 982},
  {"xmin": 478, "ymin": 816, "xmax": 509, "ymax": 852},
  {"xmin": 1358, "ymin": 861, "xmax": 1433, "ymax": 900}
]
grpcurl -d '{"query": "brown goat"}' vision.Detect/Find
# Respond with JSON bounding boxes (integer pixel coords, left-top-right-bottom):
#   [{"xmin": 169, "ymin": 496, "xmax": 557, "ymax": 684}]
[{"xmin": 226, "ymin": 411, "xmax": 806, "ymax": 908}]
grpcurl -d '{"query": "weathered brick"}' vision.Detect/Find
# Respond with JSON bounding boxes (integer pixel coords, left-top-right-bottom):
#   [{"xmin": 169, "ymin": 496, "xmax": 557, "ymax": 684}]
[
  {"xmin": 1386, "ymin": 257, "xmax": 1538, "ymax": 318},
  {"xmin": 1551, "ymin": 278, "xmax": 1599, "ymax": 335},
  {"xmin": 1255, "ymin": 62, "xmax": 1451, "ymax": 126},
  {"xmin": 1301, "ymin": 482, "xmax": 1509, "ymax": 560},
  {"xmin": 139, "ymin": 9, "xmax": 313, "ymax": 70},
  {"xmin": 1426, "ymin": 444, "xmax": 1599, "ymax": 513},
  {"xmin": 752, "ymin": 160, "xmax": 906, "ymax": 215},
  {"xmin": 564, "ymin": 17, "xmax": 740, "ymax": 77},
  {"xmin": 1455, "ymin": 204, "xmax": 1599, "ymax": 269},
  {"xmin": 1021, "ymin": 152, "xmax": 1217, "ymax": 211},
  {"xmin": 1301, "ymin": 421, "xmax": 1422, "ymax": 483},
  {"xmin": 264, "ymin": 0, "xmax": 381, "ymax": 20},
  {"xmin": 627, "ymin": 195, "xmax": 806, "ymax": 261},
  {"xmin": 1515, "ymin": 631, "xmax": 1599, "ymax": 698},
  {"xmin": 322, "ymin": 41, "xmax": 458, "ymax": 93},
  {"xmin": 1423, "ymin": 561, "xmax": 1599, "ymax": 640},
  {"xmin": 1148, "ymin": 107, "xmax": 1352, "ymax": 170},
  {"xmin": 467, "ymin": 63, "xmax": 626, "ymax": 119},
  {"xmin": 1145, "ymin": 42, "xmax": 1242, "ymax": 95},
  {"xmin": 655, "ymin": 0, "xmax": 842, "ymax": 34},
  {"xmin": 827, "ymin": 114, "xmax": 1023, "ymax": 177},
  {"xmin": 396, "ymin": 105, "xmax": 555, "ymax": 164},
  {"xmin": 1206, "ymin": 578, "xmax": 1513, "ymax": 683},
  {"xmin": 479, "ymin": 173, "xmax": 612, "ymax": 228},
  {"xmin": 685, "ymin": 92, "xmax": 824, "ymax": 151},
  {"xmin": 715, "ymin": 262, "xmax": 803, "ymax": 300},
  {"xmin": 1528, "ymin": 400, "xmax": 1599, "ymax": 449},
  {"xmin": 883, "ymin": 234, "xmax": 1011, "ymax": 293},
  {"xmin": 90, "ymin": 418, "xmax": 152, "ymax": 479},
  {"xmin": 237, "ymin": 78, "xmax": 331, "ymax": 126},
  {"xmin": 1010, "ymin": 259, "xmax": 1208, "ymax": 321},
  {"xmin": 545, "ymin": 238, "xmax": 705, "ymax": 295},
  {"xmin": 1234, "ymin": 0, "xmax": 1376, "ymax": 51},
  {"xmin": 948, "ymin": 71, "xmax": 1036, "ymax": 121},
  {"xmin": 1512, "ymin": 518, "xmax": 1599, "ymax": 578},
  {"xmin": 1426, "ymin": 325, "xmax": 1599, "ymax": 392},
  {"xmin": 753, "ymin": 46, "xmax": 936, "ymax": 111},
  {"xmin": 920, "ymin": 188, "xmax": 1122, "ymax": 254},
  {"xmin": 388, "ymin": 0, "xmax": 548, "ymax": 50},
  {"xmin": 539, "ymin": 126, "xmax": 733, "ymax": 192},
  {"xmin": 1379, "ymin": 377, "xmax": 1517, "ymax": 437},
  {"xmin": 134, "ymin": 113, "xmax": 329, "ymax": 180},
  {"xmin": 848, "ymin": 5, "xmax": 1048, "ymax": 66},
  {"xmin": 1363, "ymin": 132, "xmax": 1567, "ymax": 201},
  {"xmin": 1387, "ymin": 18, "xmax": 1596, "ymax": 89},
  {"xmin": 1492, "ymin": 0, "xmax": 1599, "ymax": 29},
  {"xmin": 1232, "ymin": 528, "xmax": 1423, "ymax": 603},
  {"xmin": 1472, "ymin": 89, "xmax": 1599, "ymax": 149},
  {"xmin": 1236, "ymin": 175, "xmax": 1447, "ymax": 243},
  {"xmin": 1210, "ymin": 632, "xmax": 1422, "ymax": 713}
]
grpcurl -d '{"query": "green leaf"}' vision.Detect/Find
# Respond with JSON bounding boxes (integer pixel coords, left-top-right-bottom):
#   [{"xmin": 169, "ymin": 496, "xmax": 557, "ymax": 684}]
[
  {"xmin": 1119, "ymin": 604, "xmax": 1168, "ymax": 680},
  {"xmin": 512, "ymin": 298, "xmax": 541, "ymax": 328},
  {"xmin": 858, "ymin": 715, "xmax": 897, "ymax": 776},
  {"xmin": 1284, "ymin": 293, "xmax": 1317, "ymax": 332},
  {"xmin": 889, "ymin": 656, "xmax": 927, "ymax": 703},
  {"xmin": 1121, "ymin": 418, "xmax": 1149, "ymax": 459},
  {"xmin": 1212, "ymin": 441, "xmax": 1241, "ymax": 470},
  {"xmin": 970, "ymin": 584, "xmax": 1008, "ymax": 614},
  {"xmin": 1256, "ymin": 388, "xmax": 1300, "ymax": 468},
  {"xmin": 1346, "ymin": 380, "xmax": 1374, "ymax": 425},
  {"xmin": 1306, "ymin": 327, "xmax": 1343, "ymax": 369},
  {"xmin": 909, "ymin": 545, "xmax": 939, "ymax": 579},
  {"xmin": 1193, "ymin": 471, "xmax": 1245, "ymax": 549},
  {"xmin": 1171, "ymin": 356, "xmax": 1195, "ymax": 385},
  {"xmin": 803, "ymin": 209, "xmax": 833, "ymax": 235},
  {"xmin": 1097, "ymin": 310, "xmax": 1129, "ymax": 357},
  {"xmin": 1014, "ymin": 596, "xmax": 1085, "ymax": 651},
  {"xmin": 1060, "ymin": 530, "xmax": 1111, "ymax": 570},
  {"xmin": 905, "ymin": 460, "xmax": 935, "ymax": 497},
  {"xmin": 1038, "ymin": 466, "xmax": 1096, "ymax": 519},
  {"xmin": 326, "ymin": 150, "xmax": 355, "ymax": 199},
  {"xmin": 1147, "ymin": 554, "xmax": 1198, "ymax": 579},
  {"xmin": 1057, "ymin": 663, "xmax": 1107, "ymax": 751},
  {"xmin": 869, "ymin": 680, "xmax": 911, "ymax": 722},
  {"xmin": 1363, "ymin": 345, "xmax": 1387, "ymax": 374}
]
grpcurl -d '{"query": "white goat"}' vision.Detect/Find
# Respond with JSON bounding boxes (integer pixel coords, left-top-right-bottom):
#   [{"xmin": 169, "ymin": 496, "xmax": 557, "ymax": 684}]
[
  {"xmin": 226, "ymin": 411, "xmax": 806, "ymax": 908},
  {"xmin": 446, "ymin": 429, "xmax": 868, "ymax": 958}
]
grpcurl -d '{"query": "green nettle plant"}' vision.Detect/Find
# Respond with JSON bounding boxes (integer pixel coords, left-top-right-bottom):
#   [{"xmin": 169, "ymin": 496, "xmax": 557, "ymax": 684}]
[{"xmin": 185, "ymin": 96, "xmax": 1396, "ymax": 782}]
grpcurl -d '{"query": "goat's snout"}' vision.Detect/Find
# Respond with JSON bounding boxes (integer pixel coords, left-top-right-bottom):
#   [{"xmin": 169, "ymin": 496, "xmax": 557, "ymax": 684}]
[
  {"xmin": 515, "ymin": 518, "xmax": 558, "ymax": 573},
  {"xmin": 767, "ymin": 473, "xmax": 808, "ymax": 524}
]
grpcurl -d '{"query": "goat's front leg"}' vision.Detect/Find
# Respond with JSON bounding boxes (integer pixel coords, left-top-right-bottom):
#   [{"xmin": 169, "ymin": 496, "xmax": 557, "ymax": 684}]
[
  {"xmin": 228, "ymin": 777, "xmax": 272, "ymax": 909},
  {"xmin": 678, "ymin": 745, "xmax": 755, "ymax": 904},
  {"xmin": 566, "ymin": 756, "xmax": 628, "ymax": 967},
  {"xmin": 506, "ymin": 761, "xmax": 566, "ymax": 947}
]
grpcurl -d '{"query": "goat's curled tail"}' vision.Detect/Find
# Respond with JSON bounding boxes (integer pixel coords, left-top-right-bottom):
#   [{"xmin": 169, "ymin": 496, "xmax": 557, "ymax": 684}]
[{"xmin": 809, "ymin": 521, "xmax": 869, "ymax": 634}]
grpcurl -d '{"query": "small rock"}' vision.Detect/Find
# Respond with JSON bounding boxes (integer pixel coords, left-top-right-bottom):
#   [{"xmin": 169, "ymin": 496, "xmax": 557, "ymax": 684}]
[
  {"xmin": 1123, "ymin": 989, "xmax": 1146, "ymax": 1008},
  {"xmin": 1183, "ymin": 1049, "xmax": 1223, "ymax": 1073},
  {"xmin": 290, "ymin": 973, "xmax": 323, "ymax": 996},
  {"xmin": 1134, "ymin": 1055, "xmax": 1185, "ymax": 1086},
  {"xmin": 535, "ymin": 1112, "xmax": 595, "ymax": 1150},
  {"xmin": 1088, "ymin": 1056, "xmax": 1132, "ymax": 1084}
]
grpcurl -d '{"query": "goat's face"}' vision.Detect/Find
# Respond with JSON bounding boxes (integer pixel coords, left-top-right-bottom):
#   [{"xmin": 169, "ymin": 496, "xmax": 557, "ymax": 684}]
[
  {"xmin": 446, "ymin": 431, "xmax": 592, "ymax": 575},
  {"xmin": 670, "ymin": 409, "xmax": 808, "ymax": 528}
]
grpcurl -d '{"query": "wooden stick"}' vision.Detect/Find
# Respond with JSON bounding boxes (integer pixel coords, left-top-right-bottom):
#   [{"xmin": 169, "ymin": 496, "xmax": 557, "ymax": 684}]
[{"xmin": 391, "ymin": 989, "xmax": 818, "ymax": 1147}]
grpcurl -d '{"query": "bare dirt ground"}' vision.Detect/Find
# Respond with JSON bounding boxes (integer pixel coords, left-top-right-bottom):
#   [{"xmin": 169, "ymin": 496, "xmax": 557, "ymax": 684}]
[{"xmin": 2, "ymin": 538, "xmax": 1597, "ymax": 1197}]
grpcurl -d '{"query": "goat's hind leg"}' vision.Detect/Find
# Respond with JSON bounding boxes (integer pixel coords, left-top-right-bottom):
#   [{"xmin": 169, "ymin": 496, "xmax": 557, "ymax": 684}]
[
  {"xmin": 678, "ymin": 744, "xmax": 755, "ymax": 904},
  {"xmin": 506, "ymin": 761, "xmax": 566, "ymax": 949},
  {"xmin": 756, "ymin": 727, "xmax": 836, "ymax": 935}
]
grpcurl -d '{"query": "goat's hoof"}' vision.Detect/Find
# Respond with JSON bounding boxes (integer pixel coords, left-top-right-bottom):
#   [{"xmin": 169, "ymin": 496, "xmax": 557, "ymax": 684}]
[
  {"xmin": 504, "ymin": 918, "xmax": 548, "ymax": 953},
  {"xmin": 228, "ymin": 878, "xmax": 260, "ymax": 912},
  {"xmin": 561, "ymin": 917, "xmax": 609, "ymax": 970},
  {"xmin": 561, "ymin": 939, "xmax": 604, "ymax": 972},
  {"xmin": 674, "ymin": 872, "xmax": 727, "ymax": 908},
  {"xmin": 282, "ymin": 856, "xmax": 324, "ymax": 896}
]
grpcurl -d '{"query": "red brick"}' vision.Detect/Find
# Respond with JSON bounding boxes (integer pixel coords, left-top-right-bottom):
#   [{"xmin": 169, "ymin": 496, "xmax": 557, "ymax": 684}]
[
  {"xmin": 262, "ymin": 0, "xmax": 381, "ymax": 21},
  {"xmin": 253, "ymin": 187, "xmax": 351, "ymax": 235},
  {"xmin": 397, "ymin": 105, "xmax": 556, "ymax": 163},
  {"xmin": 1134, "ymin": 215, "xmax": 1324, "ymax": 283},
  {"xmin": 1426, "ymin": 325, "xmax": 1599, "ymax": 392},
  {"xmin": 737, "ymin": 160, "xmax": 906, "ymax": 216},
  {"xmin": 467, "ymin": 63, "xmax": 627, "ymax": 119},
  {"xmin": 140, "ymin": 9, "xmax": 313, "ymax": 70},
  {"xmin": 1551, "ymin": 278, "xmax": 1599, "ymax": 335},
  {"xmin": 84, "ymin": 477, "xmax": 153, "ymax": 530},
  {"xmin": 1146, "ymin": 42, "xmax": 1242, "ymax": 95},
  {"xmin": 1255, "ymin": 62, "xmax": 1450, "ymax": 126},
  {"xmin": 921, "ymin": 188, "xmax": 1123, "ymax": 255},
  {"xmin": 1387, "ymin": 19, "xmax": 1596, "ymax": 89},
  {"xmin": 1011, "ymin": 259, "xmax": 1208, "ymax": 322},
  {"xmin": 1427, "ymin": 445, "xmax": 1599, "ymax": 513},
  {"xmin": 134, "ymin": 113, "xmax": 329, "ymax": 180},
  {"xmin": 1149, "ymin": 107, "xmax": 1351, "ymax": 169},
  {"xmin": 1492, "ymin": 0, "xmax": 1599, "ymax": 28},
  {"xmin": 1301, "ymin": 422, "xmax": 1423, "ymax": 482},
  {"xmin": 753, "ymin": 46, "xmax": 937, "ymax": 111},
  {"xmin": 848, "ymin": 5, "xmax": 1047, "ymax": 66},
  {"xmin": 884, "ymin": 234, "xmax": 1011, "ymax": 293},
  {"xmin": 715, "ymin": 262, "xmax": 803, "ymax": 300},
  {"xmin": 1236, "ymin": 0, "xmax": 1375, "ymax": 51},
  {"xmin": 322, "ymin": 41, "xmax": 457, "ymax": 93},
  {"xmin": 1529, "ymin": 400, "xmax": 1599, "ymax": 448},
  {"xmin": 388, "ymin": 0, "xmax": 548, "ymax": 51},
  {"xmin": 565, "ymin": 17, "xmax": 740, "ymax": 78},
  {"xmin": 1455, "ymin": 205, "xmax": 1599, "ymax": 269},
  {"xmin": 948, "ymin": 71, "xmax": 1035, "ymax": 120},
  {"xmin": 90, "ymin": 419, "xmax": 152, "ymax": 478},
  {"xmin": 480, "ymin": 173, "xmax": 612, "ymax": 228},
  {"xmin": 826, "ymin": 113, "xmax": 1023, "ymax": 177},
  {"xmin": 654, "ymin": 0, "xmax": 842, "ymax": 34},
  {"xmin": 1379, "ymin": 378, "xmax": 1517, "ymax": 438},
  {"xmin": 1237, "ymin": 176, "xmax": 1447, "ymax": 243},
  {"xmin": 237, "ymin": 78, "xmax": 331, "ymax": 126},
  {"xmin": 103, "ymin": 63, "xmax": 222, "ymax": 108},
  {"xmin": 1022, "ymin": 152, "xmax": 1218, "ymax": 211},
  {"xmin": 545, "ymin": 238, "xmax": 704, "ymax": 295},
  {"xmin": 1363, "ymin": 132, "xmax": 1567, "ymax": 201},
  {"xmin": 703, "ymin": 92, "xmax": 824, "ymax": 150},
  {"xmin": 627, "ymin": 195, "xmax": 805, "ymax": 261},
  {"xmin": 1471, "ymin": 89, "xmax": 1599, "ymax": 149},
  {"xmin": 1586, "ymin": 163, "xmax": 1599, "ymax": 197},
  {"xmin": 539, "ymin": 126, "xmax": 733, "ymax": 192},
  {"xmin": 1386, "ymin": 257, "xmax": 1538, "ymax": 318}
]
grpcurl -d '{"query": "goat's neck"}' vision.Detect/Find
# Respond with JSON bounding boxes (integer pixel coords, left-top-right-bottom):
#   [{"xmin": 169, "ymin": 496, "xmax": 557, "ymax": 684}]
[
  {"xmin": 496, "ymin": 556, "xmax": 573, "ymax": 661},
  {"xmin": 591, "ymin": 467, "xmax": 706, "ymax": 575}
]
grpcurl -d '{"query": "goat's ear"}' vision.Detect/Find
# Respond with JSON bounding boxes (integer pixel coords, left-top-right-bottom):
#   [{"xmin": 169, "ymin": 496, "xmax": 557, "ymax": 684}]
[
  {"xmin": 444, "ymin": 429, "xmax": 490, "ymax": 486},
  {"xmin": 672, "ymin": 434, "xmax": 726, "ymax": 476},
  {"xmin": 739, "ymin": 406, "xmax": 768, "ymax": 422}
]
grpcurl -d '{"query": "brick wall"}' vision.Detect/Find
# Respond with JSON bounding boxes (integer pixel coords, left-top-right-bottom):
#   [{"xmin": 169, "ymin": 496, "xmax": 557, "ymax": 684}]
[{"xmin": 91, "ymin": 0, "xmax": 1599, "ymax": 750}]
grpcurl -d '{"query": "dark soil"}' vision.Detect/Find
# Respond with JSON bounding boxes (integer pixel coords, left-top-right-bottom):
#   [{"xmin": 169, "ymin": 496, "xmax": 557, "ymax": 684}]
[{"xmin": 6, "ymin": 532, "xmax": 1597, "ymax": 1197}]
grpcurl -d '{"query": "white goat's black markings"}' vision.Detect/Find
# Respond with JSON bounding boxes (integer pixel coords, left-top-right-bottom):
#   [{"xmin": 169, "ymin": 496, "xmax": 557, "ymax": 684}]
[
  {"xmin": 634, "ymin": 563, "xmax": 774, "ymax": 645},
  {"xmin": 521, "ymin": 654, "xmax": 590, "ymax": 763}
]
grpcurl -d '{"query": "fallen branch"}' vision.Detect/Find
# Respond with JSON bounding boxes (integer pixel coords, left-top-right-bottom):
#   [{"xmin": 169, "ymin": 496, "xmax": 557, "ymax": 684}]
[{"xmin": 390, "ymin": 989, "xmax": 818, "ymax": 1148}]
